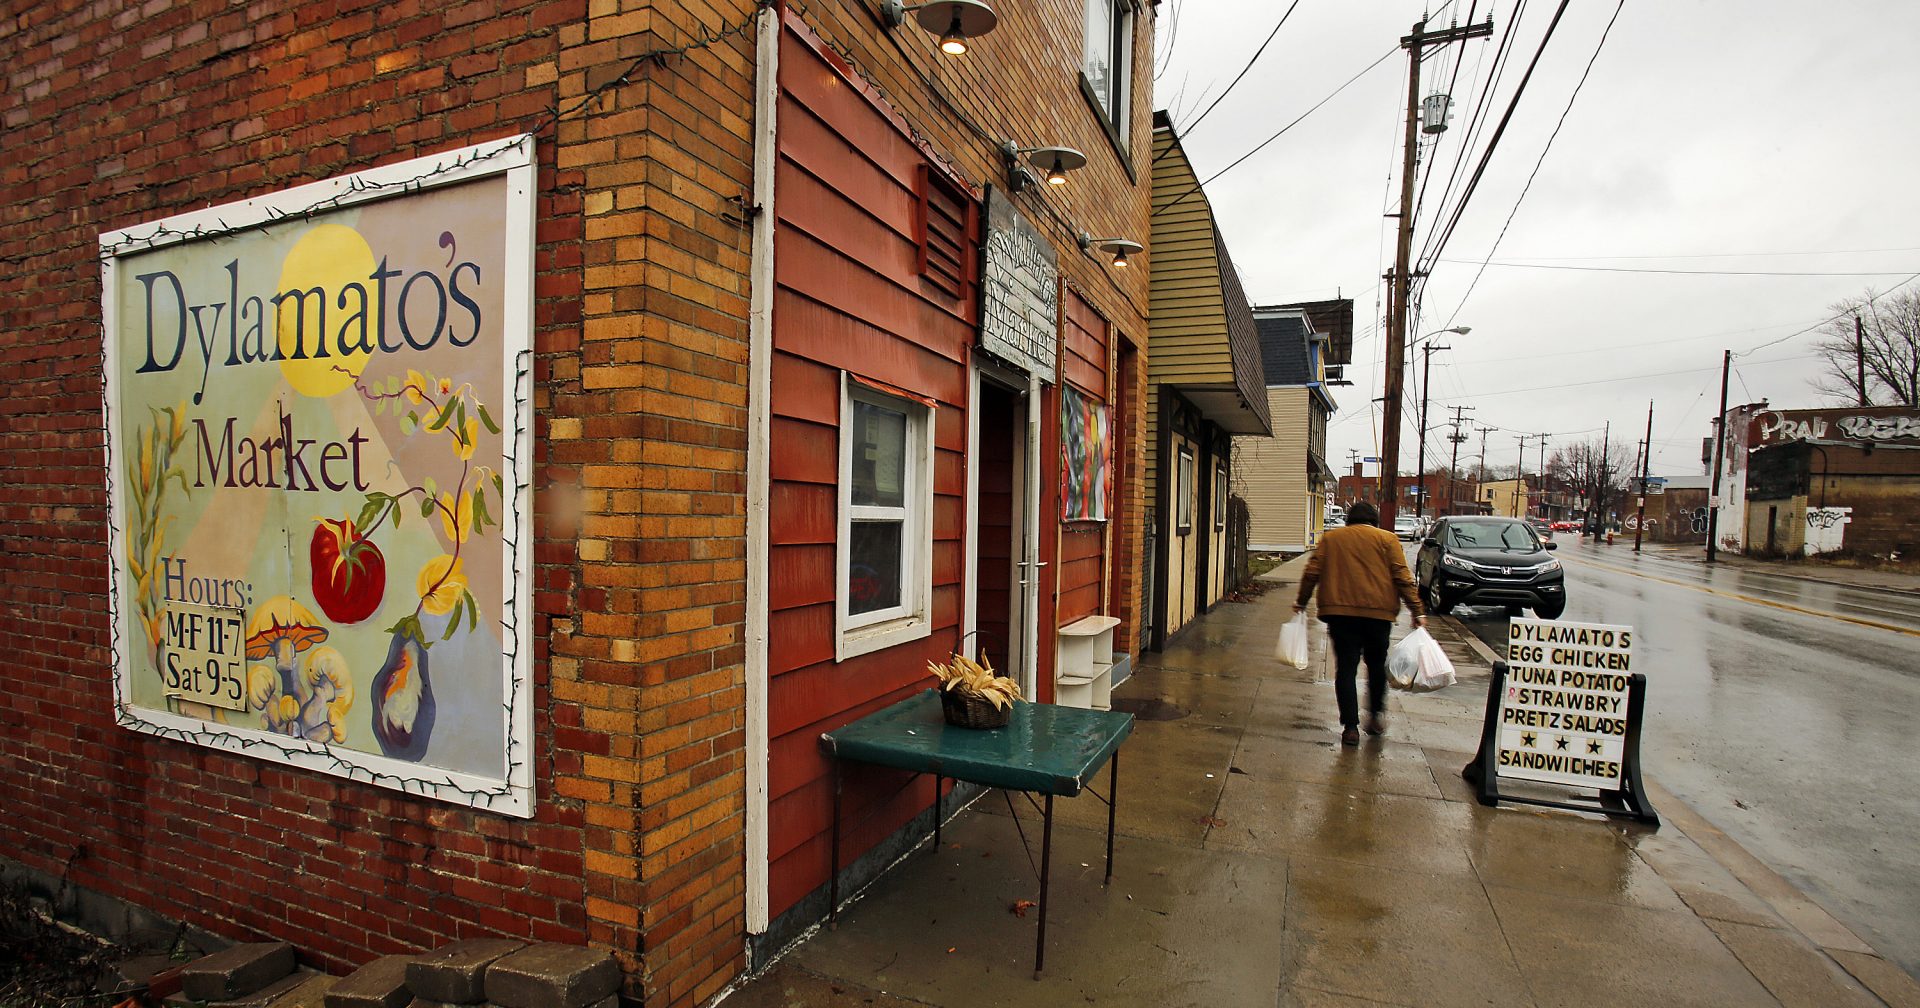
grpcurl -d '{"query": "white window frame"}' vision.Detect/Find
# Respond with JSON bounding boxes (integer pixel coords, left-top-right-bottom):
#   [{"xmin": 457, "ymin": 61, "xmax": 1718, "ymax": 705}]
[
  {"xmin": 1080, "ymin": 0, "xmax": 1135, "ymax": 148},
  {"xmin": 837, "ymin": 375, "xmax": 936, "ymax": 661}
]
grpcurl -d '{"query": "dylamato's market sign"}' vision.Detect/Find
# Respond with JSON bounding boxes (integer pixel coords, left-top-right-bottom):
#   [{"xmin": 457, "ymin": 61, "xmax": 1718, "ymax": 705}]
[{"xmin": 103, "ymin": 137, "xmax": 536, "ymax": 815}]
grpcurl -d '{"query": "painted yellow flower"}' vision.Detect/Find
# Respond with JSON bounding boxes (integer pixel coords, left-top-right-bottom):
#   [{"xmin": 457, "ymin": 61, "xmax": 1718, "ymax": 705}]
[
  {"xmin": 403, "ymin": 368, "xmax": 430, "ymax": 404},
  {"xmin": 438, "ymin": 490, "xmax": 473, "ymax": 545},
  {"xmin": 416, "ymin": 554, "xmax": 466, "ymax": 616},
  {"xmin": 452, "ymin": 416, "xmax": 479, "ymax": 460}
]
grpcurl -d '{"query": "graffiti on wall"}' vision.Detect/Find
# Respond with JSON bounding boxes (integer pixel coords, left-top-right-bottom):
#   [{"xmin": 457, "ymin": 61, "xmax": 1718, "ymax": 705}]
[
  {"xmin": 1804, "ymin": 506, "xmax": 1852, "ymax": 555},
  {"xmin": 103, "ymin": 138, "xmax": 536, "ymax": 814}
]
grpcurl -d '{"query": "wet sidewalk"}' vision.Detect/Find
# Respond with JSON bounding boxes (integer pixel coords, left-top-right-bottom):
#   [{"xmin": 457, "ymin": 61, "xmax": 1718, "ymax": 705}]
[{"xmin": 719, "ymin": 556, "xmax": 1920, "ymax": 1007}]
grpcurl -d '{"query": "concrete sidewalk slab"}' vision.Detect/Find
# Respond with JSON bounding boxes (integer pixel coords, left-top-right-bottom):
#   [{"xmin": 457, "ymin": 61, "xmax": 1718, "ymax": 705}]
[{"xmin": 720, "ymin": 571, "xmax": 1917, "ymax": 1008}]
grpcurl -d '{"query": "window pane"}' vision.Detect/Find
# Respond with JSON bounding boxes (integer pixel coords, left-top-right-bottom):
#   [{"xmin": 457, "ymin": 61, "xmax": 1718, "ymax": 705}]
[
  {"xmin": 852, "ymin": 399, "xmax": 907, "ymax": 508},
  {"xmin": 1082, "ymin": 0, "xmax": 1115, "ymax": 117},
  {"xmin": 849, "ymin": 520, "xmax": 904, "ymax": 614}
]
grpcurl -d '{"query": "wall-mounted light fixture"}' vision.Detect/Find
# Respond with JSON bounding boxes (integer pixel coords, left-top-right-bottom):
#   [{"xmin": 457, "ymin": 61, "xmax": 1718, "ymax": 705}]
[
  {"xmin": 881, "ymin": 0, "xmax": 998, "ymax": 55},
  {"xmin": 1003, "ymin": 142, "xmax": 1086, "ymax": 192},
  {"xmin": 1079, "ymin": 233, "xmax": 1144, "ymax": 268}
]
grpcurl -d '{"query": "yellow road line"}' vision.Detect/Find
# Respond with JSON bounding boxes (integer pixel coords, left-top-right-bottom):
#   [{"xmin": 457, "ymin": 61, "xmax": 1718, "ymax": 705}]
[{"xmin": 1569, "ymin": 555, "xmax": 1920, "ymax": 638}]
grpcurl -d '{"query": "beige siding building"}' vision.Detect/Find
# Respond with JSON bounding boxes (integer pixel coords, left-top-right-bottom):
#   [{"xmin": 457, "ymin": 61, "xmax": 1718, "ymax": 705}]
[
  {"xmin": 1235, "ymin": 305, "xmax": 1348, "ymax": 553},
  {"xmin": 1146, "ymin": 113, "xmax": 1270, "ymax": 649}
]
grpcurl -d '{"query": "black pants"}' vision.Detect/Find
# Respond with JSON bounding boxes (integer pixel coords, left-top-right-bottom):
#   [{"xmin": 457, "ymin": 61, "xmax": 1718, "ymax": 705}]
[{"xmin": 1322, "ymin": 615, "xmax": 1390, "ymax": 729}]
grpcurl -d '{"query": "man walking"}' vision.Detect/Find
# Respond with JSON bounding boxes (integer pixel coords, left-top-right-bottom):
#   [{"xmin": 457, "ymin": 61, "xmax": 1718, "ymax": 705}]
[{"xmin": 1293, "ymin": 501, "xmax": 1424, "ymax": 746}]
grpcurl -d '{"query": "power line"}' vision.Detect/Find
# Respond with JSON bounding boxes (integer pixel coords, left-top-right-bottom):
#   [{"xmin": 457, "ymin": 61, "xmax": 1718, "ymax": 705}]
[
  {"xmin": 1153, "ymin": 46, "xmax": 1398, "ymax": 218},
  {"xmin": 1477, "ymin": 245, "xmax": 1920, "ymax": 261},
  {"xmin": 1439, "ymin": 260, "xmax": 1920, "ymax": 278},
  {"xmin": 1415, "ymin": 0, "xmax": 1530, "ymax": 280},
  {"xmin": 1415, "ymin": 0, "xmax": 1575, "ymax": 286},
  {"xmin": 1158, "ymin": 0, "xmax": 1303, "ymax": 148},
  {"xmin": 1738, "ymin": 272, "xmax": 1920, "ymax": 356},
  {"xmin": 1441, "ymin": 0, "xmax": 1626, "ymax": 326}
]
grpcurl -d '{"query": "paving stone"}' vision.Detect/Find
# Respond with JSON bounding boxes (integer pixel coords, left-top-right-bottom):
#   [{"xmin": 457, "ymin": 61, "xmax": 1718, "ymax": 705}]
[
  {"xmin": 484, "ymin": 944, "xmax": 619, "ymax": 1008},
  {"xmin": 182, "ymin": 942, "xmax": 297, "ymax": 1002},
  {"xmin": 407, "ymin": 939, "xmax": 526, "ymax": 1003},
  {"xmin": 325, "ymin": 955, "xmax": 418, "ymax": 1008}
]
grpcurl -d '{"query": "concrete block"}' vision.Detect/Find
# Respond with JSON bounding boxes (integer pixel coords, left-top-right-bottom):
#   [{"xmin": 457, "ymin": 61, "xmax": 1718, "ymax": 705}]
[
  {"xmin": 407, "ymin": 939, "xmax": 526, "ymax": 1003},
  {"xmin": 206, "ymin": 970, "xmax": 324, "ymax": 1007},
  {"xmin": 485, "ymin": 944, "xmax": 619, "ymax": 1008},
  {"xmin": 181, "ymin": 942, "xmax": 297, "ymax": 1002},
  {"xmin": 262, "ymin": 973, "xmax": 338, "ymax": 1008},
  {"xmin": 325, "ymin": 955, "xmax": 418, "ymax": 1008}
]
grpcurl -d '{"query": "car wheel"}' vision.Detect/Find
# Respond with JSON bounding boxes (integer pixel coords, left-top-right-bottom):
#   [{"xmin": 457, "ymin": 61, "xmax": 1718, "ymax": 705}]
[
  {"xmin": 1533, "ymin": 600, "xmax": 1565, "ymax": 620},
  {"xmin": 1425, "ymin": 579, "xmax": 1454, "ymax": 616}
]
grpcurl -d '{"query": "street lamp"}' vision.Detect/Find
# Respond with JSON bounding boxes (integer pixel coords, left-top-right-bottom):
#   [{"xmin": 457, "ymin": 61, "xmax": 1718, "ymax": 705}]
[{"xmin": 1413, "ymin": 326, "xmax": 1470, "ymax": 519}]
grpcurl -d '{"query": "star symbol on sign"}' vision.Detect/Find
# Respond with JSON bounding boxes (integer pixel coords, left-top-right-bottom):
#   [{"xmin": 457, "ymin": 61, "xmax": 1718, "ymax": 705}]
[
  {"xmin": 1521, "ymin": 732, "xmax": 1538, "ymax": 748},
  {"xmin": 1555, "ymin": 736, "xmax": 1571, "ymax": 751},
  {"xmin": 1588, "ymin": 739, "xmax": 1603, "ymax": 754}
]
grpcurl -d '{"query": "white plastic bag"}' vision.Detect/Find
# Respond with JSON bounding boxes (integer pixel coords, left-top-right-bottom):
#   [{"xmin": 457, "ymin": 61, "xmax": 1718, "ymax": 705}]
[
  {"xmin": 1275, "ymin": 612, "xmax": 1311, "ymax": 669},
  {"xmin": 1387, "ymin": 628, "xmax": 1456, "ymax": 692}
]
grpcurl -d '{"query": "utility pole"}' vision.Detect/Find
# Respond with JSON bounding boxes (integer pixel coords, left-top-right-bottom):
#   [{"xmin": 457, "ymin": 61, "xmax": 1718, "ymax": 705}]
[
  {"xmin": 1475, "ymin": 424, "xmax": 1493, "ymax": 513},
  {"xmin": 1537, "ymin": 435, "xmax": 1550, "ymax": 521},
  {"xmin": 1706, "ymin": 349, "xmax": 1732, "ymax": 563},
  {"xmin": 1593, "ymin": 421, "xmax": 1611, "ymax": 539},
  {"xmin": 1415, "ymin": 340, "xmax": 1450, "ymax": 519},
  {"xmin": 1444, "ymin": 406, "xmax": 1473, "ymax": 517},
  {"xmin": 1515, "ymin": 435, "xmax": 1534, "ymax": 517},
  {"xmin": 1380, "ymin": 15, "xmax": 1493, "ymax": 528},
  {"xmin": 1634, "ymin": 400, "xmax": 1653, "ymax": 552},
  {"xmin": 1855, "ymin": 314, "xmax": 1869, "ymax": 406}
]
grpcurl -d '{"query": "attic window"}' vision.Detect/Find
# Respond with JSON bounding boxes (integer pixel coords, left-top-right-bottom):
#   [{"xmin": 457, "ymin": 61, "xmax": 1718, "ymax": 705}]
[{"xmin": 914, "ymin": 165, "xmax": 976, "ymax": 301}]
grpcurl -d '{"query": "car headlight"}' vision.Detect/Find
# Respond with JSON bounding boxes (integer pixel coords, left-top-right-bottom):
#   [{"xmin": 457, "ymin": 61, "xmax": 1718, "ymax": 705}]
[
  {"xmin": 1441, "ymin": 554, "xmax": 1474, "ymax": 572},
  {"xmin": 1538, "ymin": 559, "xmax": 1561, "ymax": 572}
]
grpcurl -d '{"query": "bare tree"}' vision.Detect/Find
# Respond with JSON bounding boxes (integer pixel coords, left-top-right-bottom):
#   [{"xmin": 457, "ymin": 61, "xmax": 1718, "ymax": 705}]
[
  {"xmin": 1548, "ymin": 439, "xmax": 1634, "ymax": 535},
  {"xmin": 1810, "ymin": 288, "xmax": 1920, "ymax": 407}
]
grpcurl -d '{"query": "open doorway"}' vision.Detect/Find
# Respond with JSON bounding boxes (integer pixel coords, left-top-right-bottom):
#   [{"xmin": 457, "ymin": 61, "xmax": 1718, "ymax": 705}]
[{"xmin": 971, "ymin": 376, "xmax": 1030, "ymax": 694}]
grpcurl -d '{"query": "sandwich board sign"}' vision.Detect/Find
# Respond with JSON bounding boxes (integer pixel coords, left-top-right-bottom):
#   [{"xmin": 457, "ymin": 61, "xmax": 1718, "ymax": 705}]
[{"xmin": 1463, "ymin": 617, "xmax": 1658, "ymax": 825}]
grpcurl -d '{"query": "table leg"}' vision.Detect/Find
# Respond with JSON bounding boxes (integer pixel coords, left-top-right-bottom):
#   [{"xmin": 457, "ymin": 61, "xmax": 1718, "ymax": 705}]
[
  {"xmin": 829, "ymin": 758, "xmax": 842, "ymax": 928},
  {"xmin": 1105, "ymin": 749, "xmax": 1118, "ymax": 886},
  {"xmin": 933, "ymin": 773, "xmax": 942, "ymax": 850},
  {"xmin": 1034, "ymin": 793, "xmax": 1053, "ymax": 980}
]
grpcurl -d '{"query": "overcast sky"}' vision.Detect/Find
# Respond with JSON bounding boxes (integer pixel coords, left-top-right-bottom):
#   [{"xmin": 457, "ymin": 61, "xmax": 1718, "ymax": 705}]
[{"xmin": 1153, "ymin": 0, "xmax": 1920, "ymax": 481}]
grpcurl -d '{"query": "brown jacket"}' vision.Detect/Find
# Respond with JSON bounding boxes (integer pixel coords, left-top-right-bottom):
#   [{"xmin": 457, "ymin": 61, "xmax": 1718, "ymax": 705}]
[{"xmin": 1296, "ymin": 523, "xmax": 1423, "ymax": 621}]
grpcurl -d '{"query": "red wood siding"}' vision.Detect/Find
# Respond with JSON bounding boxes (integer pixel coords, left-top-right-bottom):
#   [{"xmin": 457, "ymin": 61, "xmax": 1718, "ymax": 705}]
[
  {"xmin": 1056, "ymin": 289, "xmax": 1113, "ymax": 630},
  {"xmin": 766, "ymin": 19, "xmax": 979, "ymax": 921}
]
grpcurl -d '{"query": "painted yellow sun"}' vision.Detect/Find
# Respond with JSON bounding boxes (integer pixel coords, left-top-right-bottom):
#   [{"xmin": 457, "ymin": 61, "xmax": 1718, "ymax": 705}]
[{"xmin": 276, "ymin": 223, "xmax": 377, "ymax": 398}]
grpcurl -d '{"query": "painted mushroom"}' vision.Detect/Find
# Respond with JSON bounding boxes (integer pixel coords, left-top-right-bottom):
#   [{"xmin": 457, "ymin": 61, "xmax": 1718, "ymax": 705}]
[{"xmin": 243, "ymin": 596, "xmax": 332, "ymax": 740}]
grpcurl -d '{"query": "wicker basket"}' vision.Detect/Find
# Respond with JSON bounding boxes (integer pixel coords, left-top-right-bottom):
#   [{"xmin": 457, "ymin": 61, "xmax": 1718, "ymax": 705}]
[{"xmin": 940, "ymin": 688, "xmax": 1011, "ymax": 729}]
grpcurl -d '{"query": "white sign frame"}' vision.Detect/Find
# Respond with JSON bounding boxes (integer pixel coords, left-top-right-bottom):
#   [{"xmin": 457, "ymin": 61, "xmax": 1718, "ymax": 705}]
[{"xmin": 101, "ymin": 135, "xmax": 538, "ymax": 817}]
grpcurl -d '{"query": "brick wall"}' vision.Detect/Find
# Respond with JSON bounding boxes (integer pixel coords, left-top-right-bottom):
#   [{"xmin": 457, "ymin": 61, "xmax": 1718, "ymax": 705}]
[{"xmin": 1, "ymin": 0, "xmax": 753, "ymax": 1004}]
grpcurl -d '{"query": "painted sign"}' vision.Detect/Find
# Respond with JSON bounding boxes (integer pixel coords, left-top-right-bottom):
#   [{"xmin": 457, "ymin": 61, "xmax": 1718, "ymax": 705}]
[
  {"xmin": 1060, "ymin": 384, "xmax": 1110, "ymax": 521},
  {"xmin": 1805, "ymin": 506, "xmax": 1852, "ymax": 555},
  {"xmin": 1495, "ymin": 618, "xmax": 1635, "ymax": 789},
  {"xmin": 980, "ymin": 186, "xmax": 1059, "ymax": 382},
  {"xmin": 103, "ymin": 137, "xmax": 536, "ymax": 815}
]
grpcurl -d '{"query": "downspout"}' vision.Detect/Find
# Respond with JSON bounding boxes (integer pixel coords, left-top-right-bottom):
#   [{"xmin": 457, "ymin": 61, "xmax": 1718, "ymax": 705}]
[
  {"xmin": 744, "ymin": 1, "xmax": 779, "ymax": 937},
  {"xmin": 1025, "ymin": 373, "xmax": 1045, "ymax": 701}
]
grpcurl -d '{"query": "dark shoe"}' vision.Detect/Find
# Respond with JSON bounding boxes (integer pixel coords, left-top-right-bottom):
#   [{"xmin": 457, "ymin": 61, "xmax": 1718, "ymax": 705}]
[
  {"xmin": 1364, "ymin": 714, "xmax": 1386, "ymax": 736},
  {"xmin": 1340, "ymin": 727, "xmax": 1360, "ymax": 747}
]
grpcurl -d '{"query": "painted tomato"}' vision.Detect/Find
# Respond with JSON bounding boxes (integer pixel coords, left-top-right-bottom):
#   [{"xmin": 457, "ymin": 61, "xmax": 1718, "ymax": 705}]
[{"xmin": 310, "ymin": 518, "xmax": 386, "ymax": 623}]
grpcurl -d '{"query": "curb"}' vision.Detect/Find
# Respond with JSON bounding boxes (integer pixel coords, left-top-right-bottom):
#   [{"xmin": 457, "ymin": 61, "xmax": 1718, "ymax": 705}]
[
  {"xmin": 1434, "ymin": 613, "xmax": 1920, "ymax": 1005},
  {"xmin": 1637, "ymin": 548, "xmax": 1920, "ymax": 600}
]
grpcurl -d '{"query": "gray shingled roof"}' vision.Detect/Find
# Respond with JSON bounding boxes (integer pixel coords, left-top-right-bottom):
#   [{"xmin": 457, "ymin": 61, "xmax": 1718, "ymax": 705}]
[{"xmin": 1255, "ymin": 313, "xmax": 1312, "ymax": 387}]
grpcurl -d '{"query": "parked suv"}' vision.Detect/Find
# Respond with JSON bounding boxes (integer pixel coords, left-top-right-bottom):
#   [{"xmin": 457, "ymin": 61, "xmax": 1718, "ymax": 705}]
[{"xmin": 1416, "ymin": 516, "xmax": 1565, "ymax": 619}]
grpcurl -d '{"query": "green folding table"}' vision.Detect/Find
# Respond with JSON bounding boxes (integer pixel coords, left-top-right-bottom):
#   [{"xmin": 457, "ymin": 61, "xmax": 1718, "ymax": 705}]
[{"xmin": 819, "ymin": 689, "xmax": 1134, "ymax": 978}]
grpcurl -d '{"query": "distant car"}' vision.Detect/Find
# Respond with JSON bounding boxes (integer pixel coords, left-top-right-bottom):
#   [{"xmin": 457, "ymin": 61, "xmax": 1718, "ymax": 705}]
[
  {"xmin": 1527, "ymin": 517, "xmax": 1552, "ymax": 537},
  {"xmin": 1324, "ymin": 514, "xmax": 1345, "ymax": 528},
  {"xmin": 1551, "ymin": 520, "xmax": 1579, "ymax": 532},
  {"xmin": 1415, "ymin": 515, "xmax": 1565, "ymax": 619},
  {"xmin": 1393, "ymin": 515, "xmax": 1421, "ymax": 540}
]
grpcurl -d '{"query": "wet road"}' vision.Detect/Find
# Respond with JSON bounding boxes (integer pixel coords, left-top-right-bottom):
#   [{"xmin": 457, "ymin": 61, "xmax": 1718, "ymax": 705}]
[{"xmin": 1448, "ymin": 538, "xmax": 1920, "ymax": 979}]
